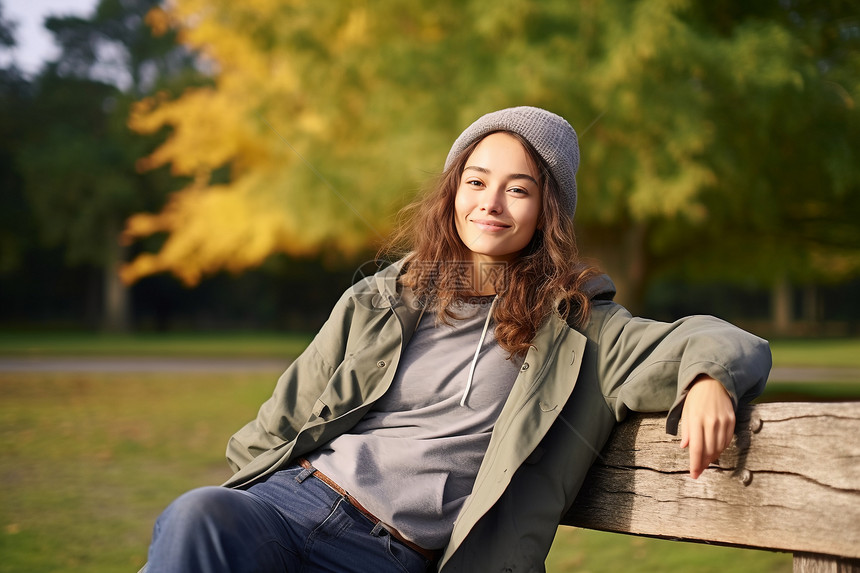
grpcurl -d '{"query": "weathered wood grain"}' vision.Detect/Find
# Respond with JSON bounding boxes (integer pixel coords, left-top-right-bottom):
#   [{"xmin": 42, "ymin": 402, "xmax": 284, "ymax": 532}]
[
  {"xmin": 793, "ymin": 553, "xmax": 860, "ymax": 573},
  {"xmin": 562, "ymin": 402, "xmax": 860, "ymax": 560}
]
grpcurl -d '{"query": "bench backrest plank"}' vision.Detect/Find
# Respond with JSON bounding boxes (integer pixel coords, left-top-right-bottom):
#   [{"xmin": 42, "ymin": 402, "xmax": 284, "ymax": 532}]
[{"xmin": 561, "ymin": 402, "xmax": 860, "ymax": 561}]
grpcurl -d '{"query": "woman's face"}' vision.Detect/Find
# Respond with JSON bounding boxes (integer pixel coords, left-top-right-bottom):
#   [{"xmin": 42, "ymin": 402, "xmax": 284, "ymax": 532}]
[{"xmin": 454, "ymin": 132, "xmax": 542, "ymax": 266}]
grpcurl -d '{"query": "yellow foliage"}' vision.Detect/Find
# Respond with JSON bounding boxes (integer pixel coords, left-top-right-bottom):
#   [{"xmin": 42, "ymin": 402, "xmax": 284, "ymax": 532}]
[
  {"xmin": 130, "ymin": 86, "xmax": 267, "ymax": 176},
  {"xmin": 144, "ymin": 6, "xmax": 172, "ymax": 37},
  {"xmin": 336, "ymin": 6, "xmax": 369, "ymax": 51},
  {"xmin": 121, "ymin": 172, "xmax": 358, "ymax": 286},
  {"xmin": 123, "ymin": 0, "xmax": 428, "ymax": 284}
]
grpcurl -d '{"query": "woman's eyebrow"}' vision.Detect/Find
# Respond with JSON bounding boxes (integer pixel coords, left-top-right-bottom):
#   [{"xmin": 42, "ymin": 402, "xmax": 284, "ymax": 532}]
[
  {"xmin": 463, "ymin": 165, "xmax": 538, "ymax": 186},
  {"xmin": 509, "ymin": 173, "xmax": 539, "ymax": 185}
]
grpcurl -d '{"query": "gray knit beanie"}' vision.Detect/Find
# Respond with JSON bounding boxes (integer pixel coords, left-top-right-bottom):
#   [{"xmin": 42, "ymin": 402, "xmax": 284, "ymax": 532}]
[{"xmin": 444, "ymin": 106, "xmax": 580, "ymax": 218}]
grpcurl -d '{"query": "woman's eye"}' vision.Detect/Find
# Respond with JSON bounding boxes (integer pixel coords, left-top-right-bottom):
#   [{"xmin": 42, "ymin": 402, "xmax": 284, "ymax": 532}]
[
  {"xmin": 509, "ymin": 187, "xmax": 528, "ymax": 195},
  {"xmin": 466, "ymin": 179, "xmax": 483, "ymax": 187}
]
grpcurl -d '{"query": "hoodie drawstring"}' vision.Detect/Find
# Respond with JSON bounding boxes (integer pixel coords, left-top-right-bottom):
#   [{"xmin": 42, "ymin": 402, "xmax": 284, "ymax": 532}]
[{"xmin": 460, "ymin": 295, "xmax": 497, "ymax": 407}]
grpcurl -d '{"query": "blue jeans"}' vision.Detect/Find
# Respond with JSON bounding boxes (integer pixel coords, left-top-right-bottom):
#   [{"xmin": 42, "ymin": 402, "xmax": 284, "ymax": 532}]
[{"xmin": 145, "ymin": 464, "xmax": 433, "ymax": 572}]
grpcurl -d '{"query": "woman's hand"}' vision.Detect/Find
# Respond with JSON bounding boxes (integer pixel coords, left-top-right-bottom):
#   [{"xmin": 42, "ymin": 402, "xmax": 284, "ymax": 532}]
[{"xmin": 680, "ymin": 375, "xmax": 736, "ymax": 479}]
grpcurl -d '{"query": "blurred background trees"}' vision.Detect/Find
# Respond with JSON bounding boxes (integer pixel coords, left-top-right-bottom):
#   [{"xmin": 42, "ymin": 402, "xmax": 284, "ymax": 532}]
[
  {"xmin": 17, "ymin": 0, "xmax": 201, "ymax": 332},
  {"xmin": 1, "ymin": 0, "xmax": 859, "ymax": 335},
  {"xmin": 1, "ymin": 0, "xmax": 201, "ymax": 331}
]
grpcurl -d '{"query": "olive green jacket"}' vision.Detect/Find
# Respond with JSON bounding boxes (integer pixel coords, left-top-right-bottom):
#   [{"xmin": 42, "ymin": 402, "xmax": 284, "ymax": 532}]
[{"xmin": 223, "ymin": 262, "xmax": 771, "ymax": 572}]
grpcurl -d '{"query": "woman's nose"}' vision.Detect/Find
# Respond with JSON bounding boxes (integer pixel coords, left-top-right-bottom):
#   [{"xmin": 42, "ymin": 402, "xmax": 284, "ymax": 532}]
[{"xmin": 479, "ymin": 189, "xmax": 504, "ymax": 214}]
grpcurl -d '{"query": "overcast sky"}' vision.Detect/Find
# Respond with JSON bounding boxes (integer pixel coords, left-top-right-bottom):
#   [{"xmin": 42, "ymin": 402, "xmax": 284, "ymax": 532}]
[{"xmin": 3, "ymin": 0, "xmax": 99, "ymax": 74}]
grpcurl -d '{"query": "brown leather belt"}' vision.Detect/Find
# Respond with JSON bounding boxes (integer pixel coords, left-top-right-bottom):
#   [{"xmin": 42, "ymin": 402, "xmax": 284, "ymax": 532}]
[{"xmin": 298, "ymin": 458, "xmax": 438, "ymax": 562}]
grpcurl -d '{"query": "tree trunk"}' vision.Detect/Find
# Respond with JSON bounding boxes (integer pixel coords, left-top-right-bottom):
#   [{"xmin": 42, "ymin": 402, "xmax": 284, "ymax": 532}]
[
  {"xmin": 803, "ymin": 285, "xmax": 818, "ymax": 323},
  {"xmin": 580, "ymin": 222, "xmax": 648, "ymax": 313},
  {"xmin": 772, "ymin": 275, "xmax": 792, "ymax": 335},
  {"xmin": 102, "ymin": 218, "xmax": 129, "ymax": 332}
]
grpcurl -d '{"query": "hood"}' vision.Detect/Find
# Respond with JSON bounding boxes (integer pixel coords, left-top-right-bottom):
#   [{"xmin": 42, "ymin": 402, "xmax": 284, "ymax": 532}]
[{"xmin": 581, "ymin": 273, "xmax": 616, "ymax": 302}]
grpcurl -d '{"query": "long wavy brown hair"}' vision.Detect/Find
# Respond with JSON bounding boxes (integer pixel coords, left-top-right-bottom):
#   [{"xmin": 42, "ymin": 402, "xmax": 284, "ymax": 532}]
[{"xmin": 383, "ymin": 131, "xmax": 600, "ymax": 357}]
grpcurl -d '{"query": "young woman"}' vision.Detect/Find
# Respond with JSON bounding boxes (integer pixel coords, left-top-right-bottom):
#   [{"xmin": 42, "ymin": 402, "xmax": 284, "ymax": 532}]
[{"xmin": 145, "ymin": 107, "xmax": 771, "ymax": 572}]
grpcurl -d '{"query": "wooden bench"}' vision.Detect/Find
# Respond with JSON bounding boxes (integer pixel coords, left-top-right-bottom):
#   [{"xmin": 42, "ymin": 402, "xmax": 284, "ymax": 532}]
[{"xmin": 562, "ymin": 402, "xmax": 860, "ymax": 572}]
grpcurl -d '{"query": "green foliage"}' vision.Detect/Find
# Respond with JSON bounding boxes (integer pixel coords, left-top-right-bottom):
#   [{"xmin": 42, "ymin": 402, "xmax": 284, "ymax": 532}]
[
  {"xmin": 18, "ymin": 75, "xmax": 136, "ymax": 265},
  {"xmin": 647, "ymin": 1, "xmax": 860, "ymax": 286},
  {"xmin": 0, "ymin": 4, "xmax": 34, "ymax": 274}
]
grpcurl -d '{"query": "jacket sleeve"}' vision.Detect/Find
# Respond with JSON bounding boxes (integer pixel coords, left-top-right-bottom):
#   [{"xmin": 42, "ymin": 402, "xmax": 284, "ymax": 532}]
[
  {"xmin": 593, "ymin": 300, "xmax": 772, "ymax": 434},
  {"xmin": 225, "ymin": 289, "xmax": 357, "ymax": 472}
]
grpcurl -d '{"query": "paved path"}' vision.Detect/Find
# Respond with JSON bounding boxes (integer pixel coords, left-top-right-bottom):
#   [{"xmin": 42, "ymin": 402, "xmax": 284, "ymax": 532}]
[
  {"xmin": 767, "ymin": 366, "xmax": 860, "ymax": 383},
  {"xmin": 0, "ymin": 356, "xmax": 290, "ymax": 373},
  {"xmin": 0, "ymin": 357, "xmax": 858, "ymax": 383}
]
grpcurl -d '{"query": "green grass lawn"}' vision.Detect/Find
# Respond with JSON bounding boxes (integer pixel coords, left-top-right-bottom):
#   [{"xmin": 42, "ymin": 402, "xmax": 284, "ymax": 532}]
[
  {"xmin": 0, "ymin": 370, "xmax": 804, "ymax": 573},
  {"xmin": 769, "ymin": 337, "xmax": 860, "ymax": 368},
  {"xmin": 546, "ymin": 527, "xmax": 790, "ymax": 573},
  {"xmin": 2, "ymin": 333, "xmax": 857, "ymax": 572},
  {"xmin": 0, "ymin": 371, "xmax": 268, "ymax": 573}
]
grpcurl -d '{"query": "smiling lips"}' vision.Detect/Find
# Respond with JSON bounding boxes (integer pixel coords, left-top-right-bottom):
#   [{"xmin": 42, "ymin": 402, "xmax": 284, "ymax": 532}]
[{"xmin": 470, "ymin": 218, "xmax": 511, "ymax": 231}]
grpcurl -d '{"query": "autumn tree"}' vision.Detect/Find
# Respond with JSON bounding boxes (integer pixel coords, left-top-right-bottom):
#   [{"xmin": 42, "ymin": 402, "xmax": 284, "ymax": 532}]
[{"xmin": 124, "ymin": 0, "xmax": 860, "ymax": 324}]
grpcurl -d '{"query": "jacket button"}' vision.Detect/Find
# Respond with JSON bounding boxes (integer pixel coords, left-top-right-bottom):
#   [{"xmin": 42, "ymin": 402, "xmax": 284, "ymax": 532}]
[
  {"xmin": 376, "ymin": 360, "xmax": 386, "ymax": 368},
  {"xmin": 520, "ymin": 362, "xmax": 529, "ymax": 371}
]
